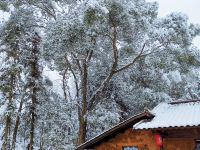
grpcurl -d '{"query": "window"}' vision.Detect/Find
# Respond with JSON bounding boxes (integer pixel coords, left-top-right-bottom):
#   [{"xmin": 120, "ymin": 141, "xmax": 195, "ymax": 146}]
[
  {"xmin": 196, "ymin": 141, "xmax": 200, "ymax": 150},
  {"xmin": 141, "ymin": 145, "xmax": 149, "ymax": 150},
  {"xmin": 123, "ymin": 146, "xmax": 138, "ymax": 150}
]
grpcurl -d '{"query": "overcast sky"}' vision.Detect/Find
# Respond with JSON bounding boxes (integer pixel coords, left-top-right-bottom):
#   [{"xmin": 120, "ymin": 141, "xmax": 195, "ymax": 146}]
[{"xmin": 147, "ymin": 0, "xmax": 200, "ymax": 48}]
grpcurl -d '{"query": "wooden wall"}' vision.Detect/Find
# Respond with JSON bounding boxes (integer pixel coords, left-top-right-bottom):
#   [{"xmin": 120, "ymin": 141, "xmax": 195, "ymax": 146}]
[
  {"xmin": 94, "ymin": 128, "xmax": 198, "ymax": 150},
  {"xmin": 95, "ymin": 128, "xmax": 159, "ymax": 150},
  {"xmin": 164, "ymin": 138, "xmax": 195, "ymax": 150}
]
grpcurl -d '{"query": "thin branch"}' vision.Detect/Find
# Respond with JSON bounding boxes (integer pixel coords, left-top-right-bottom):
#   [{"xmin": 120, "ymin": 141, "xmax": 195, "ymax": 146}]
[
  {"xmin": 71, "ymin": 52, "xmax": 83, "ymax": 75},
  {"xmin": 32, "ymin": 3, "xmax": 56, "ymax": 20},
  {"xmin": 65, "ymin": 56, "xmax": 80, "ymax": 101},
  {"xmin": 114, "ymin": 43, "xmax": 146, "ymax": 73},
  {"xmin": 114, "ymin": 43, "xmax": 165, "ymax": 73},
  {"xmin": 62, "ymin": 66, "xmax": 68, "ymax": 102},
  {"xmin": 112, "ymin": 26, "xmax": 119, "ymax": 69},
  {"xmin": 86, "ymin": 50, "xmax": 93, "ymax": 62},
  {"xmin": 41, "ymin": 2, "xmax": 57, "ymax": 20},
  {"xmin": 102, "ymin": 33, "xmax": 113, "ymax": 41},
  {"xmin": 139, "ymin": 44, "xmax": 165, "ymax": 57}
]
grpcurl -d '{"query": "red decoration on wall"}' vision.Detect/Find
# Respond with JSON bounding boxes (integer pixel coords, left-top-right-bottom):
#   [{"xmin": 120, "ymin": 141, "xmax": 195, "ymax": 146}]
[{"xmin": 155, "ymin": 133, "xmax": 163, "ymax": 147}]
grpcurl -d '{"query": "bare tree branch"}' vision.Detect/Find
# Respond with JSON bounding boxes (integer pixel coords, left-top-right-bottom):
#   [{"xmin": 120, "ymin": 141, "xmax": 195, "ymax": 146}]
[
  {"xmin": 87, "ymin": 40, "xmax": 165, "ymax": 111},
  {"xmin": 32, "ymin": 3, "xmax": 56, "ymax": 20},
  {"xmin": 88, "ymin": 26, "xmax": 119, "ymax": 110},
  {"xmin": 114, "ymin": 43, "xmax": 146, "ymax": 73},
  {"xmin": 86, "ymin": 50, "xmax": 93, "ymax": 62},
  {"xmin": 62, "ymin": 66, "xmax": 68, "ymax": 102},
  {"xmin": 65, "ymin": 55, "xmax": 80, "ymax": 101},
  {"xmin": 71, "ymin": 52, "xmax": 83, "ymax": 75}
]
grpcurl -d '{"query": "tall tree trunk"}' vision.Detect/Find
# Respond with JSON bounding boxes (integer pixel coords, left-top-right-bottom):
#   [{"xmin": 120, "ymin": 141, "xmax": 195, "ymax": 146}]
[
  {"xmin": 39, "ymin": 123, "xmax": 44, "ymax": 150},
  {"xmin": 62, "ymin": 67, "xmax": 68, "ymax": 102},
  {"xmin": 2, "ymin": 75, "xmax": 14, "ymax": 150},
  {"xmin": 2, "ymin": 115, "xmax": 11, "ymax": 150},
  {"xmin": 78, "ymin": 117, "xmax": 87, "ymax": 145},
  {"xmin": 28, "ymin": 33, "xmax": 41, "ymax": 150},
  {"xmin": 30, "ymin": 88, "xmax": 36, "ymax": 150},
  {"xmin": 78, "ymin": 60, "xmax": 88, "ymax": 145},
  {"xmin": 11, "ymin": 95, "xmax": 24, "ymax": 150}
]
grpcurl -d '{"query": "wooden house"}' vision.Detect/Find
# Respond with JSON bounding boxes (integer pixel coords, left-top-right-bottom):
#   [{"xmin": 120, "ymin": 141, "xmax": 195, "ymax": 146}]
[{"xmin": 76, "ymin": 100, "xmax": 200, "ymax": 150}]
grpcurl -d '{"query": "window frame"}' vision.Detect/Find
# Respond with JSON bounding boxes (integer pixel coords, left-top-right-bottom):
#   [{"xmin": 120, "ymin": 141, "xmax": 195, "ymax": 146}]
[
  {"xmin": 195, "ymin": 140, "xmax": 200, "ymax": 150},
  {"xmin": 122, "ymin": 146, "xmax": 139, "ymax": 150}
]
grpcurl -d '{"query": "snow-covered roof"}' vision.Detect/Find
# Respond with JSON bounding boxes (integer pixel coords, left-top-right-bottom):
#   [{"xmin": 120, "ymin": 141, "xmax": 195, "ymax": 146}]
[{"xmin": 134, "ymin": 100, "xmax": 200, "ymax": 129}]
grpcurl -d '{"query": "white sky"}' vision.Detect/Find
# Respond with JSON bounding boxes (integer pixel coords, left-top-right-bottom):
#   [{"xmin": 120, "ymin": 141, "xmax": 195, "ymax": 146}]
[{"xmin": 146, "ymin": 0, "xmax": 200, "ymax": 48}]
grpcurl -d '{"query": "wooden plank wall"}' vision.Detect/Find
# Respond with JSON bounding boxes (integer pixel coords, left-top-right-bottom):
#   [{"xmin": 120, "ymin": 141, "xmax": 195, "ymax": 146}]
[
  {"xmin": 95, "ymin": 128, "xmax": 159, "ymax": 150},
  {"xmin": 164, "ymin": 138, "xmax": 195, "ymax": 150},
  {"xmin": 94, "ymin": 128, "xmax": 198, "ymax": 150}
]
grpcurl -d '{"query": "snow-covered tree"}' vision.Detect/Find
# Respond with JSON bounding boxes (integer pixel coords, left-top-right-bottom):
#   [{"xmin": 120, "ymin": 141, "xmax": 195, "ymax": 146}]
[{"xmin": 44, "ymin": 0, "xmax": 200, "ymax": 145}]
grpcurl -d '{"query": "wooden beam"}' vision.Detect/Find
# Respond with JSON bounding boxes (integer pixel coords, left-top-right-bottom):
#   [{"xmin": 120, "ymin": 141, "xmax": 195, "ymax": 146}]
[{"xmin": 158, "ymin": 128, "xmax": 200, "ymax": 139}]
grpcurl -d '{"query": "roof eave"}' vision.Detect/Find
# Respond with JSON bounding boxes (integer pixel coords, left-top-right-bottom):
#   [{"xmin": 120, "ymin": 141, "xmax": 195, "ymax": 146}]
[{"xmin": 76, "ymin": 111, "xmax": 154, "ymax": 150}]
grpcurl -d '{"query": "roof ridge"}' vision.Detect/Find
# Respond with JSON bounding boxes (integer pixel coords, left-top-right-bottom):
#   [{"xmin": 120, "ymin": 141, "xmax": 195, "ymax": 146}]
[{"xmin": 169, "ymin": 99, "xmax": 200, "ymax": 105}]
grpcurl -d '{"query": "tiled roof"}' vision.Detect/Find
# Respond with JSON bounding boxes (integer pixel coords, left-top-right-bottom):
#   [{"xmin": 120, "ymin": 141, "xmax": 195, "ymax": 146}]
[{"xmin": 134, "ymin": 100, "xmax": 200, "ymax": 130}]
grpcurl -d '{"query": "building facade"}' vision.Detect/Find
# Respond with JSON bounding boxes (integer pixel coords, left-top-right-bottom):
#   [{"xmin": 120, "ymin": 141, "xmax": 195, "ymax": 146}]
[{"xmin": 76, "ymin": 100, "xmax": 200, "ymax": 150}]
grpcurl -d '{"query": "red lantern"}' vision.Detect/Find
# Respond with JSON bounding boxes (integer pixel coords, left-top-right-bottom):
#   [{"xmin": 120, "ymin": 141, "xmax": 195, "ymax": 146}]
[{"xmin": 155, "ymin": 133, "xmax": 163, "ymax": 147}]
